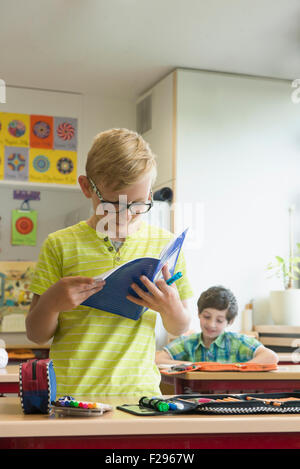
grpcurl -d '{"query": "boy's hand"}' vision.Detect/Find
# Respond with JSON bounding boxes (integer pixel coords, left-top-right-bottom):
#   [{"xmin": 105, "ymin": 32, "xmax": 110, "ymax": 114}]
[
  {"xmin": 127, "ymin": 264, "xmax": 185, "ymax": 319},
  {"xmin": 41, "ymin": 276, "xmax": 105, "ymax": 312},
  {"xmin": 26, "ymin": 276, "xmax": 106, "ymax": 344},
  {"xmin": 127, "ymin": 264, "xmax": 190, "ymax": 335}
]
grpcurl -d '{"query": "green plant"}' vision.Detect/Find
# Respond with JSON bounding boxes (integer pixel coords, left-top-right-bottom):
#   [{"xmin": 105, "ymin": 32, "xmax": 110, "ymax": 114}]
[
  {"xmin": 266, "ymin": 245, "xmax": 300, "ymax": 289},
  {"xmin": 267, "ymin": 206, "xmax": 300, "ymax": 289}
]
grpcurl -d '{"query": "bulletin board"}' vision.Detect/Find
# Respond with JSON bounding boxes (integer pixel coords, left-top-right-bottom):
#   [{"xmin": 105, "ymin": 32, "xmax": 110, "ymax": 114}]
[
  {"xmin": 0, "ymin": 112, "xmax": 78, "ymax": 185},
  {"xmin": 0, "ymin": 261, "xmax": 36, "ymax": 332}
]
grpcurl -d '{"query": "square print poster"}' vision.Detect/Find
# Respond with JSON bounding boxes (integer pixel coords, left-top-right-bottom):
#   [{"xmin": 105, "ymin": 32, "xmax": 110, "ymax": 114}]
[
  {"xmin": 54, "ymin": 117, "xmax": 78, "ymax": 151},
  {"xmin": 4, "ymin": 146, "xmax": 29, "ymax": 181},
  {"xmin": 0, "ymin": 112, "xmax": 78, "ymax": 185}
]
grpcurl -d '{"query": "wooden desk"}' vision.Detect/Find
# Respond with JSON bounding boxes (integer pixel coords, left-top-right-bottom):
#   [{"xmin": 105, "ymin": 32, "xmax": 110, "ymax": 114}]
[
  {"xmin": 2, "ymin": 396, "xmax": 300, "ymax": 449},
  {"xmin": 160, "ymin": 365, "xmax": 300, "ymax": 395},
  {"xmin": 0, "ymin": 366, "xmax": 19, "ymax": 394},
  {"xmin": 3, "ymin": 363, "xmax": 300, "ymax": 396}
]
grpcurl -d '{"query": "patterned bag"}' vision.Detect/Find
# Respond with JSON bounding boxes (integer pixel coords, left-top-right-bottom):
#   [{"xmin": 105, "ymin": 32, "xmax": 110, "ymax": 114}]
[
  {"xmin": 19, "ymin": 358, "xmax": 56, "ymax": 414},
  {"xmin": 160, "ymin": 362, "xmax": 278, "ymax": 375},
  {"xmin": 176, "ymin": 392, "xmax": 300, "ymax": 414}
]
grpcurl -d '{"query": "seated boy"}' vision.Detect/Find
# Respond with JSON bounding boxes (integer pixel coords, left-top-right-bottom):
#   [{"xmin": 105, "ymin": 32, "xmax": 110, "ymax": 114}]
[{"xmin": 156, "ymin": 285, "xmax": 278, "ymax": 365}]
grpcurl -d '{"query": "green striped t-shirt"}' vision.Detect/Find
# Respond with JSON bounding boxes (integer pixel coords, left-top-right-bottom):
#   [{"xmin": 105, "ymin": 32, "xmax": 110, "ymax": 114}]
[{"xmin": 30, "ymin": 220, "xmax": 193, "ymax": 398}]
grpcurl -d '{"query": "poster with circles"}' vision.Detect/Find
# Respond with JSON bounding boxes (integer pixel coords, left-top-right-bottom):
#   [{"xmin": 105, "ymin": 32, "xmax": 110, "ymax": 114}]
[
  {"xmin": 0, "ymin": 112, "xmax": 77, "ymax": 184},
  {"xmin": 11, "ymin": 209, "xmax": 37, "ymax": 246}
]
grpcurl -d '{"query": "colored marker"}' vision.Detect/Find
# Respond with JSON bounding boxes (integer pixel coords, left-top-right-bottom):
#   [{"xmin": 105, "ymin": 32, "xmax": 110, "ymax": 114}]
[
  {"xmin": 167, "ymin": 402, "xmax": 178, "ymax": 410},
  {"xmin": 151, "ymin": 397, "xmax": 184, "ymax": 411},
  {"xmin": 174, "ymin": 402, "xmax": 184, "ymax": 409},
  {"xmin": 198, "ymin": 398, "xmax": 215, "ymax": 404},
  {"xmin": 166, "ymin": 271, "xmax": 183, "ymax": 286},
  {"xmin": 139, "ymin": 397, "xmax": 169, "ymax": 412}
]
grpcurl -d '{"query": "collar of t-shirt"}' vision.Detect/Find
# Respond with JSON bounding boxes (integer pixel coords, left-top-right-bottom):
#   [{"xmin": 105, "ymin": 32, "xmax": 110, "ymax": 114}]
[
  {"xmin": 110, "ymin": 239, "xmax": 124, "ymax": 252},
  {"xmin": 197, "ymin": 331, "xmax": 226, "ymax": 350}
]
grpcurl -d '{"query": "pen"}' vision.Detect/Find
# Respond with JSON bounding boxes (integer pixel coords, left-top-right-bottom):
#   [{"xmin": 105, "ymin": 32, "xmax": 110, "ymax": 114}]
[{"xmin": 166, "ymin": 271, "xmax": 183, "ymax": 285}]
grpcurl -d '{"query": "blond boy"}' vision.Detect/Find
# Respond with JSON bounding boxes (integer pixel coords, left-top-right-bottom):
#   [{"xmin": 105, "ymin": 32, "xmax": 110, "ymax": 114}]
[{"xmin": 26, "ymin": 128, "xmax": 193, "ymax": 397}]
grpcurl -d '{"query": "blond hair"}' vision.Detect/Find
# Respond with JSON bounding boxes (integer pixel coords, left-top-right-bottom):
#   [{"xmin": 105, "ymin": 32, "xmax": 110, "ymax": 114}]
[{"xmin": 86, "ymin": 128, "xmax": 157, "ymax": 190}]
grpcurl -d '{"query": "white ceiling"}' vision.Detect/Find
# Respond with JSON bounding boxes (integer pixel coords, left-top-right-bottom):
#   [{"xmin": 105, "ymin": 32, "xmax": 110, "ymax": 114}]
[{"xmin": 1, "ymin": 0, "xmax": 300, "ymax": 100}]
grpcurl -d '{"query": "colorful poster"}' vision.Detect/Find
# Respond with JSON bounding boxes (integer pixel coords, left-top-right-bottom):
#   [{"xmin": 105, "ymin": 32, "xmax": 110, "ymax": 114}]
[
  {"xmin": 50, "ymin": 149, "xmax": 77, "ymax": 185},
  {"xmin": 11, "ymin": 209, "xmax": 37, "ymax": 246},
  {"xmin": 2, "ymin": 112, "xmax": 30, "ymax": 147},
  {"xmin": 54, "ymin": 116, "xmax": 78, "ymax": 151},
  {"xmin": 29, "ymin": 148, "xmax": 53, "ymax": 183},
  {"xmin": 0, "ymin": 261, "xmax": 36, "ymax": 332},
  {"xmin": 30, "ymin": 115, "xmax": 54, "ymax": 149},
  {"xmin": 30, "ymin": 114, "xmax": 54, "ymax": 149},
  {"xmin": 0, "ymin": 112, "xmax": 77, "ymax": 185},
  {"xmin": 29, "ymin": 148, "xmax": 76, "ymax": 184},
  {"xmin": 4, "ymin": 146, "xmax": 29, "ymax": 181}
]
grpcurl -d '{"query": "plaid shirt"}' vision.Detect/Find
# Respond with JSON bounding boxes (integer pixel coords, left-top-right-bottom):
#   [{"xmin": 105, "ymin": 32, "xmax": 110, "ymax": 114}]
[{"xmin": 163, "ymin": 331, "xmax": 261, "ymax": 363}]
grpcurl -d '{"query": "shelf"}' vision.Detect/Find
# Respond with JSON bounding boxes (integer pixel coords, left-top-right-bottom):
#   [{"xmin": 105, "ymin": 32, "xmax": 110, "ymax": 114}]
[
  {"xmin": 0, "ymin": 179, "xmax": 81, "ymax": 192},
  {"xmin": 254, "ymin": 325, "xmax": 300, "ymax": 333}
]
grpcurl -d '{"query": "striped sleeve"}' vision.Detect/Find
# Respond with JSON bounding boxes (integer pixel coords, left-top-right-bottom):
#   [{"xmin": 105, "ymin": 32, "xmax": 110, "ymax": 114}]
[
  {"xmin": 163, "ymin": 335, "xmax": 188, "ymax": 360},
  {"xmin": 30, "ymin": 235, "xmax": 63, "ymax": 295},
  {"xmin": 236, "ymin": 334, "xmax": 262, "ymax": 362}
]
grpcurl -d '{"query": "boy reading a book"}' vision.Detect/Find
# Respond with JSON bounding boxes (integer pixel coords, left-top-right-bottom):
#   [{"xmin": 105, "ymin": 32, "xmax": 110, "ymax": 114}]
[
  {"xmin": 26, "ymin": 128, "xmax": 193, "ymax": 397},
  {"xmin": 156, "ymin": 286, "xmax": 278, "ymax": 365}
]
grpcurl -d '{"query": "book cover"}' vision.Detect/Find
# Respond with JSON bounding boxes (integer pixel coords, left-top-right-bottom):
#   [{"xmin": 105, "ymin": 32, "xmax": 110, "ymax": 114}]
[{"xmin": 81, "ymin": 228, "xmax": 188, "ymax": 320}]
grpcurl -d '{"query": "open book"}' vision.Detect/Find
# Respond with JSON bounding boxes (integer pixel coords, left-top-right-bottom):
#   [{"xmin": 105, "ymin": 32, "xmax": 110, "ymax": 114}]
[{"xmin": 81, "ymin": 228, "xmax": 188, "ymax": 320}]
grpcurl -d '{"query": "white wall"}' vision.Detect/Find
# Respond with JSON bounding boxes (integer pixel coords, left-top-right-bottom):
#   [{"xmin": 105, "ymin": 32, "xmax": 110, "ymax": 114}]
[
  {"xmin": 81, "ymin": 93, "xmax": 136, "ymax": 176},
  {"xmin": 138, "ymin": 73, "xmax": 174, "ymax": 191},
  {"xmin": 176, "ymin": 69, "xmax": 300, "ymax": 330}
]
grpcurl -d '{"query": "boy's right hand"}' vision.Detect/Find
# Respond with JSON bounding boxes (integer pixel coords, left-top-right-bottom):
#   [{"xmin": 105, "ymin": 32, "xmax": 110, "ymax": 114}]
[{"xmin": 41, "ymin": 276, "xmax": 105, "ymax": 312}]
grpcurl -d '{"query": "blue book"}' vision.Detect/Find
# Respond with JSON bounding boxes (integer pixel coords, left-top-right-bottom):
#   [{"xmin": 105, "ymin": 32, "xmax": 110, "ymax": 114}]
[{"xmin": 81, "ymin": 228, "xmax": 188, "ymax": 320}]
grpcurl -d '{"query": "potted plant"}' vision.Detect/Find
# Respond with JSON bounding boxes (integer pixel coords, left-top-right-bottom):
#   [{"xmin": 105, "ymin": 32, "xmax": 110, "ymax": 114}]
[{"xmin": 267, "ymin": 206, "xmax": 300, "ymax": 325}]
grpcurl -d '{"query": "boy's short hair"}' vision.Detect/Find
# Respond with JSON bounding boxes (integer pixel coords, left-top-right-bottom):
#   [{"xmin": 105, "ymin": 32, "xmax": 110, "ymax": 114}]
[
  {"xmin": 86, "ymin": 128, "xmax": 157, "ymax": 190},
  {"xmin": 197, "ymin": 286, "xmax": 238, "ymax": 322}
]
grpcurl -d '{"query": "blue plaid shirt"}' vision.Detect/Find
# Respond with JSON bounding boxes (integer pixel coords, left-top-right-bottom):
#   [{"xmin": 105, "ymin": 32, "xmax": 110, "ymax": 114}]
[{"xmin": 163, "ymin": 331, "xmax": 261, "ymax": 363}]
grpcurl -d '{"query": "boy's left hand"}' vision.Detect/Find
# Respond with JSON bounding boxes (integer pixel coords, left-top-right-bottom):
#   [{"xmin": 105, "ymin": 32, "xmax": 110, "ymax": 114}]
[{"xmin": 126, "ymin": 264, "xmax": 183, "ymax": 317}]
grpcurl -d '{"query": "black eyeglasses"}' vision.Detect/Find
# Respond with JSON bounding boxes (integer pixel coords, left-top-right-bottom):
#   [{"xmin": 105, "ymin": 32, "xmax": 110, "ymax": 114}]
[{"xmin": 88, "ymin": 177, "xmax": 153, "ymax": 214}]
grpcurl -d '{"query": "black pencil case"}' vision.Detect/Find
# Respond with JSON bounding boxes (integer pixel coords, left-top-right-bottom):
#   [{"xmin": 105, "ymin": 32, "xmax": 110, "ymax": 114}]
[{"xmin": 175, "ymin": 391, "xmax": 300, "ymax": 415}]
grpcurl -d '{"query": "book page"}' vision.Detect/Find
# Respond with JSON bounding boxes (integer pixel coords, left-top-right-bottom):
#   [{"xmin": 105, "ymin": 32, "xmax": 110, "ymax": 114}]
[
  {"xmin": 153, "ymin": 249, "xmax": 181, "ymax": 283},
  {"xmin": 153, "ymin": 228, "xmax": 188, "ymax": 282},
  {"xmin": 93, "ymin": 257, "xmax": 157, "ymax": 281}
]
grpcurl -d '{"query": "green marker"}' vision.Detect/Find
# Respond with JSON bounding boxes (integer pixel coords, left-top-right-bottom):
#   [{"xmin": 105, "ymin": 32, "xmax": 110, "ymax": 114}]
[
  {"xmin": 156, "ymin": 401, "xmax": 169, "ymax": 412},
  {"xmin": 139, "ymin": 397, "xmax": 169, "ymax": 412}
]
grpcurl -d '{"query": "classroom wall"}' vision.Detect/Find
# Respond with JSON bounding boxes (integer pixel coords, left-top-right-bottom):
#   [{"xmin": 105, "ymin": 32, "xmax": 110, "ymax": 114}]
[
  {"xmin": 137, "ymin": 73, "xmax": 175, "ymax": 192},
  {"xmin": 175, "ymin": 69, "xmax": 300, "ymax": 330},
  {"xmin": 0, "ymin": 86, "xmax": 136, "ymax": 261}
]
